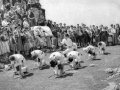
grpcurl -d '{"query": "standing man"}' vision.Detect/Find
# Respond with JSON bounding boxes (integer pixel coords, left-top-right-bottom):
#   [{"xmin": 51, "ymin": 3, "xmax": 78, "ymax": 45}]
[
  {"xmin": 76, "ymin": 24, "xmax": 82, "ymax": 47},
  {"xmin": 52, "ymin": 25, "xmax": 58, "ymax": 51},
  {"xmin": 28, "ymin": 8, "xmax": 36, "ymax": 26},
  {"xmin": 115, "ymin": 24, "xmax": 120, "ymax": 45},
  {"xmin": 59, "ymin": 23, "xmax": 62, "ymax": 29},
  {"xmin": 110, "ymin": 24, "xmax": 116, "ymax": 45}
]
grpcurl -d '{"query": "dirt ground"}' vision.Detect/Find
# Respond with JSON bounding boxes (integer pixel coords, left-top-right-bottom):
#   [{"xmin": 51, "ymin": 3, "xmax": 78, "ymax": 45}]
[{"xmin": 0, "ymin": 46, "xmax": 120, "ymax": 90}]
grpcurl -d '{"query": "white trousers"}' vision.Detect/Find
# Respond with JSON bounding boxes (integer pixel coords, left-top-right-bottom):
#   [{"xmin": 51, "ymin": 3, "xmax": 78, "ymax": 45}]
[
  {"xmin": 73, "ymin": 43, "xmax": 77, "ymax": 50},
  {"xmin": 69, "ymin": 58, "xmax": 81, "ymax": 69},
  {"xmin": 63, "ymin": 47, "xmax": 74, "ymax": 55},
  {"xmin": 99, "ymin": 48, "xmax": 105, "ymax": 54},
  {"xmin": 88, "ymin": 54, "xmax": 96, "ymax": 60},
  {"xmin": 63, "ymin": 43, "xmax": 77, "ymax": 54},
  {"xmin": 35, "ymin": 59, "xmax": 46, "ymax": 68},
  {"xmin": 53, "ymin": 65, "xmax": 64, "ymax": 75}
]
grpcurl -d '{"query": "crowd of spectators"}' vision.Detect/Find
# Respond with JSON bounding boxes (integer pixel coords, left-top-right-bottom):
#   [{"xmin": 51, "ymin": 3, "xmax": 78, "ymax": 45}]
[{"xmin": 0, "ymin": 0, "xmax": 120, "ymax": 63}]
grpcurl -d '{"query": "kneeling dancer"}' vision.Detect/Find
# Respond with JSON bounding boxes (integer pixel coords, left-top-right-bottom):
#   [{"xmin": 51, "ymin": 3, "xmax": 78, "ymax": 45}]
[
  {"xmin": 49, "ymin": 52, "xmax": 65, "ymax": 77},
  {"xmin": 61, "ymin": 34, "xmax": 77, "ymax": 58},
  {"xmin": 83, "ymin": 45, "xmax": 97, "ymax": 60},
  {"xmin": 67, "ymin": 51, "xmax": 83, "ymax": 70},
  {"xmin": 9, "ymin": 54, "xmax": 28, "ymax": 78},
  {"xmin": 98, "ymin": 41, "xmax": 106, "ymax": 54},
  {"xmin": 31, "ymin": 50, "xmax": 46, "ymax": 70}
]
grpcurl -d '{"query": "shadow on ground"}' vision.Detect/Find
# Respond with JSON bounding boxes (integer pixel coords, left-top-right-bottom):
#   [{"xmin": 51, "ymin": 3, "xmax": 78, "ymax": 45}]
[
  {"xmin": 104, "ymin": 52, "xmax": 111, "ymax": 55},
  {"xmin": 0, "ymin": 70, "xmax": 3, "ymax": 72},
  {"xmin": 93, "ymin": 58, "xmax": 101, "ymax": 61},
  {"xmin": 66, "ymin": 66, "xmax": 88, "ymax": 71},
  {"xmin": 56, "ymin": 73, "xmax": 74, "ymax": 79},
  {"xmin": 76, "ymin": 66, "xmax": 88, "ymax": 70},
  {"xmin": 23, "ymin": 73, "xmax": 34, "ymax": 79},
  {"xmin": 41, "ymin": 65, "xmax": 50, "ymax": 70}
]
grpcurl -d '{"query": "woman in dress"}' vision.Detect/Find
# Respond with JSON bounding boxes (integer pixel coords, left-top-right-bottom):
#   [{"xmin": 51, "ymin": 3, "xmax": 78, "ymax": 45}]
[
  {"xmin": 2, "ymin": 31, "xmax": 10, "ymax": 54},
  {"xmin": 15, "ymin": 28, "xmax": 24, "ymax": 54},
  {"xmin": 23, "ymin": 30, "xmax": 32, "ymax": 56},
  {"xmin": 0, "ymin": 31, "xmax": 10, "ymax": 63},
  {"xmin": 0, "ymin": 34, "xmax": 3, "ymax": 56},
  {"xmin": 9, "ymin": 33, "xmax": 17, "ymax": 54}
]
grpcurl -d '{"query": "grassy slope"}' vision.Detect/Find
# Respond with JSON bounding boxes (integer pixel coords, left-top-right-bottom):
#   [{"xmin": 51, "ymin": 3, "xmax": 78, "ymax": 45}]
[{"xmin": 0, "ymin": 46, "xmax": 120, "ymax": 90}]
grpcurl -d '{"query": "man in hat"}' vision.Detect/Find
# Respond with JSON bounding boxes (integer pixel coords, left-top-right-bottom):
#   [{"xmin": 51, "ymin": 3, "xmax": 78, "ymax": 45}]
[
  {"xmin": 67, "ymin": 51, "xmax": 83, "ymax": 70},
  {"xmin": 31, "ymin": 50, "xmax": 46, "ymax": 70},
  {"xmin": 49, "ymin": 52, "xmax": 65, "ymax": 77}
]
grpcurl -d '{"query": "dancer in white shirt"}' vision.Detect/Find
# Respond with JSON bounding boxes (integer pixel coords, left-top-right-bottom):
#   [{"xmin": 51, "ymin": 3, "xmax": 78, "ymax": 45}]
[
  {"xmin": 9, "ymin": 54, "xmax": 28, "ymax": 78},
  {"xmin": 31, "ymin": 50, "xmax": 46, "ymax": 70},
  {"xmin": 67, "ymin": 51, "xmax": 83, "ymax": 70},
  {"xmin": 49, "ymin": 52, "xmax": 65, "ymax": 77},
  {"xmin": 98, "ymin": 41, "xmax": 106, "ymax": 54},
  {"xmin": 83, "ymin": 45, "xmax": 97, "ymax": 60},
  {"xmin": 61, "ymin": 34, "xmax": 77, "ymax": 58}
]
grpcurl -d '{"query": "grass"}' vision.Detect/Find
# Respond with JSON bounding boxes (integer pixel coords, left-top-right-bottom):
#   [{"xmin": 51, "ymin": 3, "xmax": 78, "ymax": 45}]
[{"xmin": 0, "ymin": 46, "xmax": 120, "ymax": 90}]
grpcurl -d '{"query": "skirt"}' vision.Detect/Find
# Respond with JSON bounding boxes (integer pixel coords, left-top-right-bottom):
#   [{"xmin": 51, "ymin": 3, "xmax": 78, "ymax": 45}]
[
  {"xmin": 58, "ymin": 38, "xmax": 62, "ymax": 46},
  {"xmin": 24, "ymin": 42, "xmax": 31, "ymax": 51},
  {"xmin": 52, "ymin": 38, "xmax": 57, "ymax": 46},
  {"xmin": 0, "ymin": 41, "xmax": 3, "ymax": 55},
  {"xmin": 108, "ymin": 35, "xmax": 113, "ymax": 43},
  {"xmin": 1, "ymin": 41, "xmax": 10, "ymax": 54},
  {"xmin": 46, "ymin": 37, "xmax": 52, "ymax": 48},
  {"xmin": 35, "ymin": 39, "xmax": 41, "ymax": 48},
  {"xmin": 10, "ymin": 44, "xmax": 17, "ymax": 52},
  {"xmin": 30, "ymin": 41, "xmax": 35, "ymax": 48},
  {"xmin": 16, "ymin": 38, "xmax": 24, "ymax": 52}
]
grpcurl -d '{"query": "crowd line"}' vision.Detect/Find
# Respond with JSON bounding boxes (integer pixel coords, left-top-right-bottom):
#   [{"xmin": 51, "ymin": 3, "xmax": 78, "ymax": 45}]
[{"xmin": 0, "ymin": 0, "xmax": 120, "ymax": 63}]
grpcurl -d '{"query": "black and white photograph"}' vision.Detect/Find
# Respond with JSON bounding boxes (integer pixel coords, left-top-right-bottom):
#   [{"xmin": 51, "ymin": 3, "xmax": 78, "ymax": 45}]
[{"xmin": 0, "ymin": 0, "xmax": 120, "ymax": 90}]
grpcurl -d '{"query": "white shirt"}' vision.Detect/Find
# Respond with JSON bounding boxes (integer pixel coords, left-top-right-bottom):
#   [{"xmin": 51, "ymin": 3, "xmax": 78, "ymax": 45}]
[
  {"xmin": 67, "ymin": 51, "xmax": 80, "ymax": 57},
  {"xmin": 33, "ymin": 8, "xmax": 39, "ymax": 20},
  {"xmin": 83, "ymin": 45, "xmax": 95, "ymax": 52},
  {"xmin": 61, "ymin": 38, "xmax": 73, "ymax": 48},
  {"xmin": 23, "ymin": 21, "xmax": 30, "ymax": 28},
  {"xmin": 49, "ymin": 52, "xmax": 64, "ymax": 60},
  {"xmin": 68, "ymin": 28, "xmax": 73, "ymax": 33},
  {"xmin": 111, "ymin": 28, "xmax": 116, "ymax": 34},
  {"xmin": 1, "ymin": 5, "xmax": 4, "ymax": 10},
  {"xmin": 4, "ymin": 13, "xmax": 9, "ymax": 19},
  {"xmin": 31, "ymin": 50, "xmax": 45, "ymax": 59},
  {"xmin": 2, "ymin": 20, "xmax": 9, "ymax": 27},
  {"xmin": 67, "ymin": 51, "xmax": 82, "ymax": 62},
  {"xmin": 11, "ymin": 54, "xmax": 26, "ymax": 66},
  {"xmin": 98, "ymin": 41, "xmax": 106, "ymax": 49}
]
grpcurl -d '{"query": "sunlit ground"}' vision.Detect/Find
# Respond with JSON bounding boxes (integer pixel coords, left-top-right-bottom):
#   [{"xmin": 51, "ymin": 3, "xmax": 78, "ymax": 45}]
[{"xmin": 0, "ymin": 46, "xmax": 120, "ymax": 90}]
